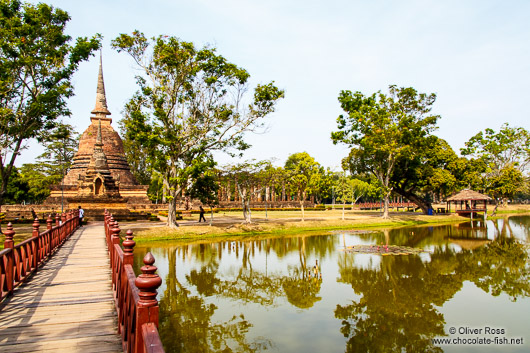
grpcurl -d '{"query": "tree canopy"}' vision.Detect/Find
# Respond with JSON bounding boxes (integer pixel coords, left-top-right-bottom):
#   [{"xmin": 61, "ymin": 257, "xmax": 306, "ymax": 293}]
[
  {"xmin": 461, "ymin": 124, "xmax": 529, "ymax": 211},
  {"xmin": 112, "ymin": 31, "xmax": 284, "ymax": 227},
  {"xmin": 332, "ymin": 85, "xmax": 440, "ymax": 217},
  {"xmin": 0, "ymin": 0, "xmax": 100, "ymax": 205},
  {"xmin": 284, "ymin": 152, "xmax": 321, "ymax": 221}
]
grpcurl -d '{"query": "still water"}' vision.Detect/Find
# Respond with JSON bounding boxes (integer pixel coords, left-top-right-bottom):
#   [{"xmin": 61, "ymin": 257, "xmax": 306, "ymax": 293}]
[{"xmin": 135, "ymin": 216, "xmax": 530, "ymax": 353}]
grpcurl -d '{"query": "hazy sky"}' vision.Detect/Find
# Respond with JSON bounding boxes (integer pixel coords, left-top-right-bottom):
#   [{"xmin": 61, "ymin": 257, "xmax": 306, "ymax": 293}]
[{"xmin": 19, "ymin": 0, "xmax": 530, "ymax": 170}]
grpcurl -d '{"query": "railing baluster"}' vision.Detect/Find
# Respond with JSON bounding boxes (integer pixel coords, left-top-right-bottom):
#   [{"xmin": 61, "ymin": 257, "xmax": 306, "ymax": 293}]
[
  {"xmin": 32, "ymin": 218, "xmax": 40, "ymax": 271},
  {"xmin": 3, "ymin": 223, "xmax": 15, "ymax": 297}
]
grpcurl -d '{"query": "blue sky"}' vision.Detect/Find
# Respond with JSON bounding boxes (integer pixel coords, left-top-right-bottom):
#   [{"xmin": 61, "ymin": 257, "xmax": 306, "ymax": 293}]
[{"xmin": 19, "ymin": 0, "xmax": 530, "ymax": 170}]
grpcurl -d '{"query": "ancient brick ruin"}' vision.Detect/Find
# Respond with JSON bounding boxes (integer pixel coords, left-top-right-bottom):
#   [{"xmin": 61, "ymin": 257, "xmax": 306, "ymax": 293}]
[{"xmin": 42, "ymin": 55, "xmax": 157, "ymax": 219}]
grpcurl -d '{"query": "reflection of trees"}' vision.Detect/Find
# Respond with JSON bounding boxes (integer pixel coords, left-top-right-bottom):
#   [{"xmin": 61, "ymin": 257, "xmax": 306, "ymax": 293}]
[
  {"xmin": 335, "ymin": 229, "xmax": 530, "ymax": 353},
  {"xmin": 282, "ymin": 264, "xmax": 322, "ymax": 309},
  {"xmin": 336, "ymin": 250, "xmax": 458, "ymax": 353},
  {"xmin": 156, "ymin": 235, "xmax": 334, "ymax": 351},
  {"xmin": 458, "ymin": 234, "xmax": 530, "ymax": 300},
  {"xmin": 159, "ymin": 248, "xmax": 272, "ymax": 353}
]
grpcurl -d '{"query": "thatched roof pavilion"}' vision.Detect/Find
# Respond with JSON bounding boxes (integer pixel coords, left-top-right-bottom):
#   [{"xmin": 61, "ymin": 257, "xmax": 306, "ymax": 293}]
[{"xmin": 446, "ymin": 189, "xmax": 492, "ymax": 219}]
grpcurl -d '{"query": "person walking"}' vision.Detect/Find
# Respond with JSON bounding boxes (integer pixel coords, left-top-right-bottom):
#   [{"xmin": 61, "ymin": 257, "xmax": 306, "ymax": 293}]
[
  {"xmin": 78, "ymin": 205, "xmax": 84, "ymax": 227},
  {"xmin": 198, "ymin": 206, "xmax": 206, "ymax": 223}
]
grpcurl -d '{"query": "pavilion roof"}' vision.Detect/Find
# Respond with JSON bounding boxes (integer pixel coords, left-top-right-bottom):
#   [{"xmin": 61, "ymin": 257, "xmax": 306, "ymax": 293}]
[
  {"xmin": 446, "ymin": 189, "xmax": 493, "ymax": 201},
  {"xmin": 448, "ymin": 238, "xmax": 491, "ymax": 250}
]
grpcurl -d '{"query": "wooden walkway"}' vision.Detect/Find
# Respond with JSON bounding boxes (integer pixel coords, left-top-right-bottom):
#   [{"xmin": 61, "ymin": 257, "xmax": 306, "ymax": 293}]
[{"xmin": 0, "ymin": 223, "xmax": 122, "ymax": 352}]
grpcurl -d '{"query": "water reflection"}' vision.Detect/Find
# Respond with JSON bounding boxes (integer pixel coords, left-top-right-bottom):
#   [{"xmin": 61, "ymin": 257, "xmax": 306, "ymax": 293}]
[{"xmin": 135, "ymin": 216, "xmax": 530, "ymax": 353}]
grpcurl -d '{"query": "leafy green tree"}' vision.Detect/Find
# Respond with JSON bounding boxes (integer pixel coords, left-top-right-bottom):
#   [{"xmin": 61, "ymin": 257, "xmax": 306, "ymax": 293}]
[
  {"xmin": 462, "ymin": 123, "xmax": 529, "ymax": 174},
  {"xmin": 118, "ymin": 107, "xmax": 153, "ymax": 186},
  {"xmin": 390, "ymin": 137, "xmax": 461, "ymax": 211},
  {"xmin": 461, "ymin": 124, "xmax": 530, "ymax": 212},
  {"xmin": 18, "ymin": 122, "xmax": 79, "ymax": 203},
  {"xmin": 0, "ymin": 0, "xmax": 100, "ymax": 207},
  {"xmin": 347, "ymin": 177, "xmax": 373, "ymax": 205},
  {"xmin": 112, "ymin": 32, "xmax": 284, "ymax": 228},
  {"xmin": 3, "ymin": 167, "xmax": 29, "ymax": 204},
  {"xmin": 332, "ymin": 85, "xmax": 440, "ymax": 217},
  {"xmin": 284, "ymin": 152, "xmax": 320, "ymax": 221},
  {"xmin": 310, "ymin": 167, "xmax": 334, "ymax": 204},
  {"xmin": 187, "ymin": 157, "xmax": 220, "ymax": 225},
  {"xmin": 224, "ymin": 160, "xmax": 272, "ymax": 223}
]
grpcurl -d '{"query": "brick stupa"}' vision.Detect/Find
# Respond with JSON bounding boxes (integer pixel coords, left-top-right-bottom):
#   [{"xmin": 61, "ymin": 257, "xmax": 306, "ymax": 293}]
[{"xmin": 46, "ymin": 55, "xmax": 150, "ymax": 216}]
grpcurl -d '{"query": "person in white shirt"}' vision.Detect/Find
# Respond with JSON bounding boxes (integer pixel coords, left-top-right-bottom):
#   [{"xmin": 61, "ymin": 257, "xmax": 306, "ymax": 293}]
[{"xmin": 78, "ymin": 206, "xmax": 84, "ymax": 227}]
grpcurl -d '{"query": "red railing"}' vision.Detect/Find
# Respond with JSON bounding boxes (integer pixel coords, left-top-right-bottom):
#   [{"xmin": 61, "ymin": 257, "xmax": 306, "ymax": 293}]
[
  {"xmin": 355, "ymin": 202, "xmax": 417, "ymax": 210},
  {"xmin": 104, "ymin": 210, "xmax": 165, "ymax": 353},
  {"xmin": 0, "ymin": 210, "xmax": 80, "ymax": 302}
]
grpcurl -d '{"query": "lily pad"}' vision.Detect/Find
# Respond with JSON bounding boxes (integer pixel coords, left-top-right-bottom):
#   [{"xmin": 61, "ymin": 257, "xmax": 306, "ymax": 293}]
[{"xmin": 340, "ymin": 244, "xmax": 426, "ymax": 256}]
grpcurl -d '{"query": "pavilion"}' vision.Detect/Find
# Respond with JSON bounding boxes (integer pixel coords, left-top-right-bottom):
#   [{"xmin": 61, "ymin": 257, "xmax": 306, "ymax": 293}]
[{"xmin": 446, "ymin": 189, "xmax": 492, "ymax": 220}]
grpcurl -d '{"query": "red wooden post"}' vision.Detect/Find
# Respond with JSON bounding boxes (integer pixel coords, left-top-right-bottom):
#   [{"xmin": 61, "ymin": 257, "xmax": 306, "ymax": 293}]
[
  {"xmin": 123, "ymin": 230, "xmax": 135, "ymax": 266},
  {"xmin": 110, "ymin": 219, "xmax": 120, "ymax": 283},
  {"xmin": 135, "ymin": 252, "xmax": 162, "ymax": 352},
  {"xmin": 104, "ymin": 210, "xmax": 110, "ymax": 239},
  {"xmin": 55, "ymin": 213, "xmax": 60, "ymax": 227},
  {"xmin": 61, "ymin": 212, "xmax": 66, "ymax": 241},
  {"xmin": 66, "ymin": 211, "xmax": 70, "ymax": 235},
  {"xmin": 32, "ymin": 218, "xmax": 40, "ymax": 270},
  {"xmin": 47, "ymin": 214, "xmax": 53, "ymax": 230},
  {"xmin": 3, "ymin": 223, "xmax": 15, "ymax": 295}
]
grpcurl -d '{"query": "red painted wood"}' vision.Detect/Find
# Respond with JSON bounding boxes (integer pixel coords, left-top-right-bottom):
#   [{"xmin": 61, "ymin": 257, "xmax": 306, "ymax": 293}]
[
  {"xmin": 104, "ymin": 210, "xmax": 164, "ymax": 353},
  {"xmin": 0, "ymin": 211, "xmax": 80, "ymax": 303}
]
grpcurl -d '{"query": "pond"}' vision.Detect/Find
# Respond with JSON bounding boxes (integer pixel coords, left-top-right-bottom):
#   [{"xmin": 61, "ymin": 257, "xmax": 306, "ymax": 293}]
[{"xmin": 135, "ymin": 216, "xmax": 530, "ymax": 353}]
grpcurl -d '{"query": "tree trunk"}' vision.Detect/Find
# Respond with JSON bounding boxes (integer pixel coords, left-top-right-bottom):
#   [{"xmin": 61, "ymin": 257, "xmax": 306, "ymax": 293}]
[
  {"xmin": 245, "ymin": 198, "xmax": 252, "ymax": 223},
  {"xmin": 300, "ymin": 191, "xmax": 305, "ymax": 221},
  {"xmin": 394, "ymin": 188, "xmax": 431, "ymax": 215},
  {"xmin": 491, "ymin": 199, "xmax": 499, "ymax": 217},
  {"xmin": 382, "ymin": 194, "xmax": 390, "ymax": 219},
  {"xmin": 209, "ymin": 206, "xmax": 213, "ymax": 226},
  {"xmin": 238, "ymin": 185, "xmax": 252, "ymax": 224},
  {"xmin": 167, "ymin": 195, "xmax": 180, "ymax": 228}
]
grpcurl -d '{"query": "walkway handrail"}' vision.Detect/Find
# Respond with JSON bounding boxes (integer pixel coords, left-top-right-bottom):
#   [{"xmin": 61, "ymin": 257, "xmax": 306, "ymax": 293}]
[
  {"xmin": 0, "ymin": 210, "xmax": 80, "ymax": 302},
  {"xmin": 104, "ymin": 210, "xmax": 164, "ymax": 353}
]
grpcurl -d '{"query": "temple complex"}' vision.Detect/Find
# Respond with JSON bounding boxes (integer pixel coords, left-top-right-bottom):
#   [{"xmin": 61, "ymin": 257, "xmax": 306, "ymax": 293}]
[{"xmin": 43, "ymin": 55, "xmax": 154, "ymax": 219}]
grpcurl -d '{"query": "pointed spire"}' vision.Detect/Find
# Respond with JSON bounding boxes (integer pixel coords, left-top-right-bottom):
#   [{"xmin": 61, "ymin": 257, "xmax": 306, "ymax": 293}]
[{"xmin": 91, "ymin": 51, "xmax": 111, "ymax": 117}]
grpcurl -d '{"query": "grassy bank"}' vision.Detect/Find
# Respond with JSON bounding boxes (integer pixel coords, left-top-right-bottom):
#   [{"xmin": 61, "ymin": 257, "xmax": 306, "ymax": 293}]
[
  {"xmin": 2, "ymin": 206, "xmax": 528, "ymax": 248},
  {"xmin": 126, "ymin": 206, "xmax": 530, "ymax": 245}
]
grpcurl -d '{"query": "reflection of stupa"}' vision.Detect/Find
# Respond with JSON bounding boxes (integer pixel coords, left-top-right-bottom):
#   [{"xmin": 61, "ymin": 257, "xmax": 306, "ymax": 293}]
[{"xmin": 45, "ymin": 55, "xmax": 150, "ymax": 215}]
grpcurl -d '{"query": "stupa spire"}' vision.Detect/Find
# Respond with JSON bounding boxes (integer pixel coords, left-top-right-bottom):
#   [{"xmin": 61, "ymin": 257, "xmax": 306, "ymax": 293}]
[
  {"xmin": 91, "ymin": 51, "xmax": 111, "ymax": 118},
  {"xmin": 89, "ymin": 119, "xmax": 110, "ymax": 172}
]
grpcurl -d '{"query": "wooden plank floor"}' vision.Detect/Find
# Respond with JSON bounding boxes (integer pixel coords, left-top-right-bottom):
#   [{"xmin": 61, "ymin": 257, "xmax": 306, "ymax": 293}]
[{"xmin": 0, "ymin": 223, "xmax": 122, "ymax": 352}]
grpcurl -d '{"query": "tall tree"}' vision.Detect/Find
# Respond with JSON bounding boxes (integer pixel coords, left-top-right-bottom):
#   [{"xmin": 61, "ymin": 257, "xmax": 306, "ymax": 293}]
[
  {"xmin": 284, "ymin": 152, "xmax": 320, "ymax": 221},
  {"xmin": 223, "ymin": 160, "xmax": 271, "ymax": 224},
  {"xmin": 19, "ymin": 122, "xmax": 79, "ymax": 203},
  {"xmin": 332, "ymin": 85, "xmax": 439, "ymax": 218},
  {"xmin": 461, "ymin": 124, "xmax": 529, "ymax": 213},
  {"xmin": 0, "ymin": 0, "xmax": 101, "ymax": 206},
  {"xmin": 461, "ymin": 123, "xmax": 530, "ymax": 175},
  {"xmin": 112, "ymin": 32, "xmax": 284, "ymax": 227},
  {"xmin": 187, "ymin": 156, "xmax": 220, "ymax": 225},
  {"xmin": 390, "ymin": 136, "xmax": 459, "ymax": 212},
  {"xmin": 118, "ymin": 107, "xmax": 152, "ymax": 186}
]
